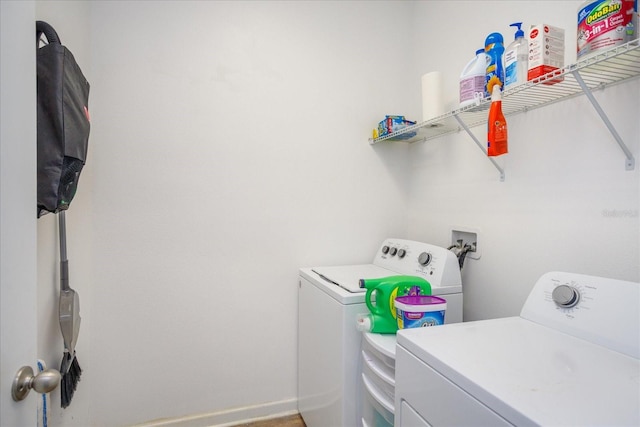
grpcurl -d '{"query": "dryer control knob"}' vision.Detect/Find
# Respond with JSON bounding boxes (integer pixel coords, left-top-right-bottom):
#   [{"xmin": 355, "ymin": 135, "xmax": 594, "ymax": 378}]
[
  {"xmin": 398, "ymin": 249, "xmax": 406, "ymax": 259},
  {"xmin": 382, "ymin": 246, "xmax": 390, "ymax": 254},
  {"xmin": 389, "ymin": 247, "xmax": 398, "ymax": 256},
  {"xmin": 418, "ymin": 252, "xmax": 432, "ymax": 266},
  {"xmin": 552, "ymin": 285, "xmax": 580, "ymax": 308}
]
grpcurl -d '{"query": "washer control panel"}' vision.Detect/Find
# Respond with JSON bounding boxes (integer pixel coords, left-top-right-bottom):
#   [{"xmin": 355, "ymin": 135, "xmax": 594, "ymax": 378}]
[
  {"xmin": 520, "ymin": 271, "xmax": 639, "ymax": 359},
  {"xmin": 374, "ymin": 238, "xmax": 461, "ymax": 288}
]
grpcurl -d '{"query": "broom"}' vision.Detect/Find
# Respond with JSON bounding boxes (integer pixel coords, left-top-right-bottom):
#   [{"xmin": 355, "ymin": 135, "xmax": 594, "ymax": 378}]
[{"xmin": 58, "ymin": 211, "xmax": 82, "ymax": 408}]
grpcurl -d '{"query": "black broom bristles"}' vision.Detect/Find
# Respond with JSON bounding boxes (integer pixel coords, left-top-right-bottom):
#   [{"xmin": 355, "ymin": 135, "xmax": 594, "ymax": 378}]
[{"xmin": 60, "ymin": 351, "xmax": 82, "ymax": 408}]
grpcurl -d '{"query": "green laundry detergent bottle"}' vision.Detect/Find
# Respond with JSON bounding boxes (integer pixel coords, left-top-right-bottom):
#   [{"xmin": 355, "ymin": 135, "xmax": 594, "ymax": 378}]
[{"xmin": 356, "ymin": 275, "xmax": 432, "ymax": 334}]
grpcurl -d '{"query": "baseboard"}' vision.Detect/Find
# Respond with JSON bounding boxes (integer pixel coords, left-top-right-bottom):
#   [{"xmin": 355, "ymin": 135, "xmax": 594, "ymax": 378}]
[{"xmin": 132, "ymin": 398, "xmax": 299, "ymax": 427}]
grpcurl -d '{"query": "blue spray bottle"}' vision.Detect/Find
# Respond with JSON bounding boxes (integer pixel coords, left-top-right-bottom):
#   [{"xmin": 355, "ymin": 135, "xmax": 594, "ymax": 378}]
[{"xmin": 484, "ymin": 32, "xmax": 505, "ymax": 97}]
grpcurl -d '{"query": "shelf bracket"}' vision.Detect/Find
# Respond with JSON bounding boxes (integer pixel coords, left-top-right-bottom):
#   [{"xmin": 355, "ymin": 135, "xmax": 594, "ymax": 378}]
[
  {"xmin": 572, "ymin": 70, "xmax": 635, "ymax": 171},
  {"xmin": 453, "ymin": 114, "xmax": 505, "ymax": 181}
]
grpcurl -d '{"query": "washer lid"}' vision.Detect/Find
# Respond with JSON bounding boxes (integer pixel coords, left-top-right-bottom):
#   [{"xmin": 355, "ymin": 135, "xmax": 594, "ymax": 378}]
[
  {"xmin": 310, "ymin": 264, "xmax": 462, "ymax": 295},
  {"xmin": 311, "ymin": 264, "xmax": 393, "ymax": 293},
  {"xmin": 397, "ymin": 317, "xmax": 640, "ymax": 426}
]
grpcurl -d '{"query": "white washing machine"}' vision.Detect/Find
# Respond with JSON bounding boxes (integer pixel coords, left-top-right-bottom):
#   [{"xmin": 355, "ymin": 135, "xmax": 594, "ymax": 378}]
[
  {"xmin": 298, "ymin": 238, "xmax": 463, "ymax": 427},
  {"xmin": 395, "ymin": 271, "xmax": 640, "ymax": 426}
]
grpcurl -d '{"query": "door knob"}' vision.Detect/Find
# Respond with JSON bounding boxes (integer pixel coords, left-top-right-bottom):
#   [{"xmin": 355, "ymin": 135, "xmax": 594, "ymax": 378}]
[{"xmin": 11, "ymin": 365, "xmax": 61, "ymax": 401}]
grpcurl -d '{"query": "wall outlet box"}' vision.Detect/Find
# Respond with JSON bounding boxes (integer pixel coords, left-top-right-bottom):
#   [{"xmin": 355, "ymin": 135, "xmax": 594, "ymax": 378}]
[{"xmin": 451, "ymin": 227, "xmax": 481, "ymax": 261}]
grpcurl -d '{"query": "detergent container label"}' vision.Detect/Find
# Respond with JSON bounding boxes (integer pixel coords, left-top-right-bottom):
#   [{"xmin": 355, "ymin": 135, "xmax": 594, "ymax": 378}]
[
  {"xmin": 578, "ymin": 0, "xmax": 638, "ymax": 58},
  {"xmin": 484, "ymin": 47, "xmax": 504, "ymax": 97},
  {"xmin": 504, "ymin": 49, "xmax": 518, "ymax": 86},
  {"xmin": 395, "ymin": 295, "xmax": 446, "ymax": 329}
]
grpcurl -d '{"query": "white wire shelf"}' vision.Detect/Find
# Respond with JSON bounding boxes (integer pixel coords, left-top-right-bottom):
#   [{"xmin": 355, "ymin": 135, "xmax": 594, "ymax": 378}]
[{"xmin": 369, "ymin": 39, "xmax": 640, "ymax": 146}]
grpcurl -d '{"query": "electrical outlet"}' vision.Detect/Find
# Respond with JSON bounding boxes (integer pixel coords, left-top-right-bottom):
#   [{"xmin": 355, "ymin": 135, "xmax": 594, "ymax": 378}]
[{"xmin": 451, "ymin": 228, "xmax": 480, "ymax": 260}]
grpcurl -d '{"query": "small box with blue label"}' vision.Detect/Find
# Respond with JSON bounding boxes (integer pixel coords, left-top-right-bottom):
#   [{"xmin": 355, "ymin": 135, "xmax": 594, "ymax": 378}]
[{"xmin": 377, "ymin": 115, "xmax": 417, "ymax": 139}]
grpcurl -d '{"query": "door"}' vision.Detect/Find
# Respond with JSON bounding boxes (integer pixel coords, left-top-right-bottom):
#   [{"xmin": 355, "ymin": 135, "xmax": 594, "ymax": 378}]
[{"xmin": 1, "ymin": 1, "xmax": 39, "ymax": 425}]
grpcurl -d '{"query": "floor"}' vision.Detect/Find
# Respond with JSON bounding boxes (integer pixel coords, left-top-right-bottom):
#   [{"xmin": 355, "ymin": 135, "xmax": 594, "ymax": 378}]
[{"xmin": 236, "ymin": 414, "xmax": 306, "ymax": 427}]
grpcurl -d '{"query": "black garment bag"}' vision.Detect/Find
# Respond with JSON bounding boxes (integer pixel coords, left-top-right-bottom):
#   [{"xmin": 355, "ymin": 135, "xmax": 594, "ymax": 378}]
[
  {"xmin": 36, "ymin": 20, "xmax": 90, "ymax": 217},
  {"xmin": 36, "ymin": 20, "xmax": 90, "ymax": 408}
]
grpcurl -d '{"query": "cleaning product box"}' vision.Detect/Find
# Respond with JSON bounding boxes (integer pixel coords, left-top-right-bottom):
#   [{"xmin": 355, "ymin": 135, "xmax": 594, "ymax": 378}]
[
  {"xmin": 377, "ymin": 115, "xmax": 417, "ymax": 139},
  {"xmin": 528, "ymin": 24, "xmax": 565, "ymax": 85}
]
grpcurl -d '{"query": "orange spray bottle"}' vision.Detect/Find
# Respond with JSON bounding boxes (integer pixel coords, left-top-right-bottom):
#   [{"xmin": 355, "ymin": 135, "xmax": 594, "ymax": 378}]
[{"xmin": 487, "ymin": 83, "xmax": 508, "ymax": 157}]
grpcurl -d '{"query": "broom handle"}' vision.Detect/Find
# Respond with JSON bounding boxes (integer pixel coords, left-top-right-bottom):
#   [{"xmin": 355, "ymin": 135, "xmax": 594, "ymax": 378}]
[{"xmin": 59, "ymin": 211, "xmax": 70, "ymax": 292}]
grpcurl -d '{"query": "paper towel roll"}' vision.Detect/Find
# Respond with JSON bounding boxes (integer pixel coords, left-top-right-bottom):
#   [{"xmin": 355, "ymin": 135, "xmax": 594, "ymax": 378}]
[{"xmin": 421, "ymin": 71, "xmax": 445, "ymax": 123}]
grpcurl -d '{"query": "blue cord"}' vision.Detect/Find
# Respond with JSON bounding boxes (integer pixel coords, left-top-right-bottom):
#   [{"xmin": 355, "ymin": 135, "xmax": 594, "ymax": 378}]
[{"xmin": 36, "ymin": 360, "xmax": 48, "ymax": 427}]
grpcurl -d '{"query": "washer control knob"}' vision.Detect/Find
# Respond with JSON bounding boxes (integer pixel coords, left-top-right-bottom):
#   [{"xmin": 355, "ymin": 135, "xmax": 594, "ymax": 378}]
[
  {"xmin": 552, "ymin": 285, "xmax": 580, "ymax": 308},
  {"xmin": 382, "ymin": 245, "xmax": 390, "ymax": 254},
  {"xmin": 398, "ymin": 249, "xmax": 406, "ymax": 259},
  {"xmin": 418, "ymin": 252, "xmax": 432, "ymax": 266},
  {"xmin": 389, "ymin": 247, "xmax": 398, "ymax": 256}
]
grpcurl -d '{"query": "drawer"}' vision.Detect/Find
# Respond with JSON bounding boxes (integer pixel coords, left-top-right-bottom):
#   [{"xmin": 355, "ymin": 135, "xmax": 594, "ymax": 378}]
[
  {"xmin": 362, "ymin": 336, "xmax": 395, "ymax": 375},
  {"xmin": 362, "ymin": 374, "xmax": 394, "ymax": 427},
  {"xmin": 362, "ymin": 350, "xmax": 394, "ymax": 401}
]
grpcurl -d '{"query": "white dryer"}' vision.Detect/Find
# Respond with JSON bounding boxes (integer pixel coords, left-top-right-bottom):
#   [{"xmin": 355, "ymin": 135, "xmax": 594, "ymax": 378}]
[
  {"xmin": 395, "ymin": 272, "xmax": 640, "ymax": 426},
  {"xmin": 298, "ymin": 238, "xmax": 463, "ymax": 427}
]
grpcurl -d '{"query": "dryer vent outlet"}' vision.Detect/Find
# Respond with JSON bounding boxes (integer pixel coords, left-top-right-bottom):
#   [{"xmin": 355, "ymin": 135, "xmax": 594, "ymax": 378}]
[{"xmin": 451, "ymin": 229, "xmax": 480, "ymax": 260}]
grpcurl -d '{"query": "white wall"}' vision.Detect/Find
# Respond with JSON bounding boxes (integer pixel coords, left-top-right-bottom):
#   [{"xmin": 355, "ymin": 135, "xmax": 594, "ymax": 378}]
[
  {"xmin": 30, "ymin": 1, "xmax": 639, "ymax": 426},
  {"xmin": 86, "ymin": 1, "xmax": 412, "ymax": 426},
  {"xmin": 407, "ymin": 1, "xmax": 639, "ymax": 320}
]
